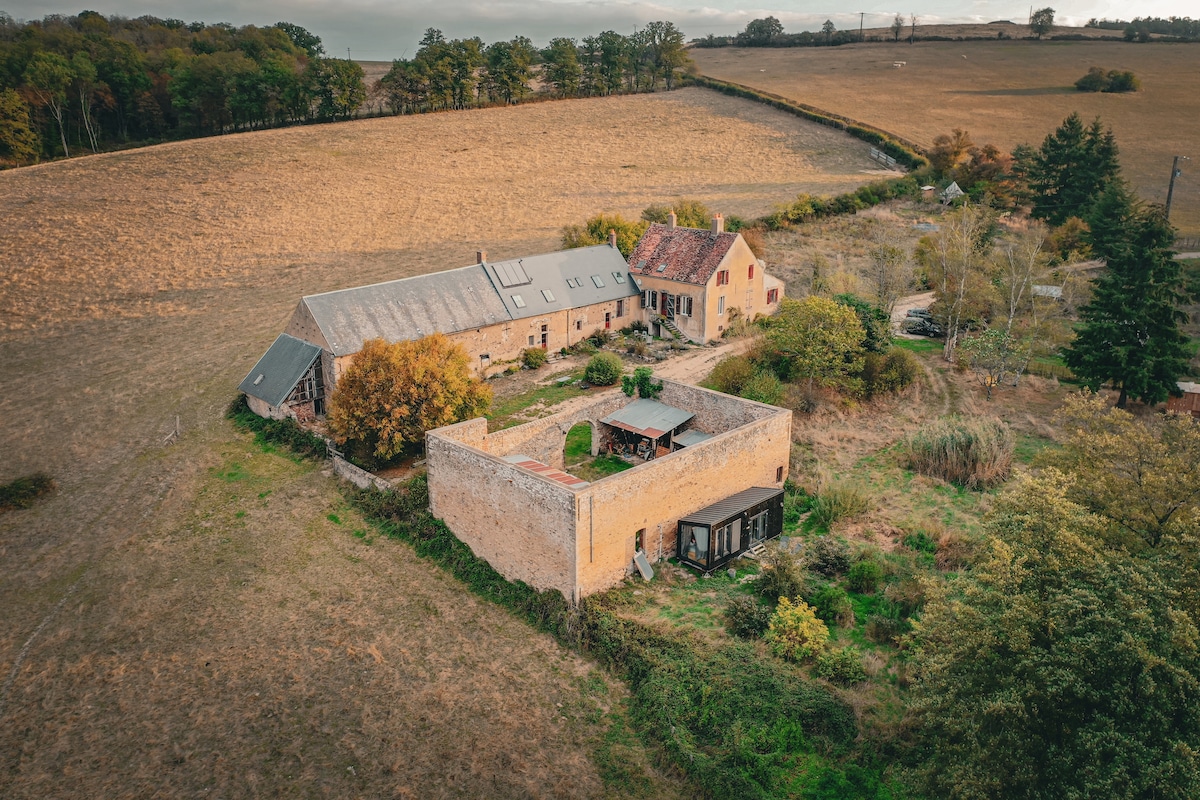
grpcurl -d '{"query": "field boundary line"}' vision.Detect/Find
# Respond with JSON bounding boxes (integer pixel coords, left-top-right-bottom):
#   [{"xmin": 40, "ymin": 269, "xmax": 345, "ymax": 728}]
[{"xmin": 690, "ymin": 75, "xmax": 927, "ymax": 167}]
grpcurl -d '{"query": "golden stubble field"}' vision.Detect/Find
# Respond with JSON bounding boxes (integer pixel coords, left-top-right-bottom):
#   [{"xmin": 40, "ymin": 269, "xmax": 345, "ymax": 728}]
[
  {"xmin": 692, "ymin": 40, "xmax": 1200, "ymax": 237},
  {"xmin": 0, "ymin": 87, "xmax": 880, "ymax": 797}
]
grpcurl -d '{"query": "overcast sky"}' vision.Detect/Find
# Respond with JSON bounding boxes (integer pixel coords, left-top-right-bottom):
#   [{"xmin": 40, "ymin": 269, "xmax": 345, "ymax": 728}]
[{"xmin": 4, "ymin": 1, "xmax": 1194, "ymax": 60}]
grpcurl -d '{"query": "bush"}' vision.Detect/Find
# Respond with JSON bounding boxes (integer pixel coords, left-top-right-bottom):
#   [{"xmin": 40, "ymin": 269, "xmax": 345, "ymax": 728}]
[
  {"xmin": 758, "ymin": 542, "xmax": 808, "ymax": 602},
  {"xmin": 0, "ymin": 471, "xmax": 55, "ymax": 512},
  {"xmin": 724, "ymin": 594, "xmax": 774, "ymax": 638},
  {"xmin": 935, "ymin": 529, "xmax": 977, "ymax": 571},
  {"xmin": 806, "ymin": 536, "xmax": 851, "ymax": 577},
  {"xmin": 905, "ymin": 416, "xmax": 1014, "ymax": 489},
  {"xmin": 816, "ymin": 647, "xmax": 868, "ymax": 685},
  {"xmin": 1075, "ymin": 66, "xmax": 1139, "ymax": 92},
  {"xmin": 810, "ymin": 483, "xmax": 871, "ymax": 528},
  {"xmin": 740, "ymin": 371, "xmax": 785, "ymax": 405},
  {"xmin": 847, "ymin": 559, "xmax": 883, "ymax": 594},
  {"xmin": 707, "ymin": 354, "xmax": 755, "ymax": 395},
  {"xmin": 811, "ymin": 584, "xmax": 856, "ymax": 628},
  {"xmin": 584, "ymin": 352, "xmax": 623, "ymax": 385},
  {"xmin": 522, "ymin": 347, "xmax": 548, "ymax": 369},
  {"xmin": 588, "ymin": 328, "xmax": 615, "ymax": 347},
  {"xmin": 1074, "ymin": 65, "xmax": 1110, "ymax": 91},
  {"xmin": 860, "ymin": 348, "xmax": 921, "ymax": 399},
  {"xmin": 1105, "ymin": 69, "xmax": 1139, "ymax": 92},
  {"xmin": 903, "ymin": 530, "xmax": 938, "ymax": 554},
  {"xmin": 865, "ymin": 614, "xmax": 911, "ymax": 645},
  {"xmin": 765, "ymin": 597, "xmax": 829, "ymax": 661}
]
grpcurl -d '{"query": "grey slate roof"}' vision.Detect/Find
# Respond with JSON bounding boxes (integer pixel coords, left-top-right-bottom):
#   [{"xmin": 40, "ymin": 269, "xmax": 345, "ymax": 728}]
[
  {"xmin": 680, "ymin": 487, "xmax": 783, "ymax": 526},
  {"xmin": 300, "ymin": 265, "xmax": 509, "ymax": 357},
  {"xmin": 239, "ymin": 333, "xmax": 322, "ymax": 408},
  {"xmin": 600, "ymin": 399, "xmax": 694, "ymax": 439},
  {"xmin": 482, "ymin": 244, "xmax": 638, "ymax": 320}
]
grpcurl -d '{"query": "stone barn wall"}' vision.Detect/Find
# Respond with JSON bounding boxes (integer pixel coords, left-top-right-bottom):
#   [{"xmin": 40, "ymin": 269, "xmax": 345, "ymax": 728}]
[{"xmin": 426, "ymin": 380, "xmax": 792, "ymax": 601}]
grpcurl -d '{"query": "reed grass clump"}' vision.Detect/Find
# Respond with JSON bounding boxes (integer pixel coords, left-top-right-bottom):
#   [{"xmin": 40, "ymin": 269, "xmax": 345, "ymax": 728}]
[{"xmin": 905, "ymin": 416, "xmax": 1014, "ymax": 489}]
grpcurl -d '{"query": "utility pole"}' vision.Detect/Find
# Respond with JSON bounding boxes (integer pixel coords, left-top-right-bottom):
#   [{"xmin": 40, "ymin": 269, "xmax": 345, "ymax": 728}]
[
  {"xmin": 1166, "ymin": 155, "xmax": 1189, "ymax": 221},
  {"xmin": 860, "ymin": 12, "xmax": 865, "ymax": 42},
  {"xmin": 347, "ymin": 47, "xmax": 352, "ymax": 61}
]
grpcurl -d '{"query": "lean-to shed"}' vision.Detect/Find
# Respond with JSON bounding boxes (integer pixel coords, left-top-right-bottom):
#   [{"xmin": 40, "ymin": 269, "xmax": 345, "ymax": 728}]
[{"xmin": 677, "ymin": 486, "xmax": 784, "ymax": 572}]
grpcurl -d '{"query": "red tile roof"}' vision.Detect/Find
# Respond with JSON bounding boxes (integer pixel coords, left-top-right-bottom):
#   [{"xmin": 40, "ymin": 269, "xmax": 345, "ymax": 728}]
[{"xmin": 628, "ymin": 224, "xmax": 738, "ymax": 285}]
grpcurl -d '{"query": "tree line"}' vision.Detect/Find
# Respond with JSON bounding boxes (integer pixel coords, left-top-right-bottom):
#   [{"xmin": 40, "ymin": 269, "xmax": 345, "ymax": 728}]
[
  {"xmin": 0, "ymin": 12, "xmax": 692, "ymax": 167},
  {"xmin": 1087, "ymin": 15, "xmax": 1200, "ymax": 41},
  {"xmin": 375, "ymin": 22, "xmax": 688, "ymax": 115}
]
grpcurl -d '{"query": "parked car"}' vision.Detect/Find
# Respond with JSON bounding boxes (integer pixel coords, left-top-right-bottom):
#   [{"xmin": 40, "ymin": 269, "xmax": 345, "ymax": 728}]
[{"xmin": 903, "ymin": 309, "xmax": 944, "ymax": 337}]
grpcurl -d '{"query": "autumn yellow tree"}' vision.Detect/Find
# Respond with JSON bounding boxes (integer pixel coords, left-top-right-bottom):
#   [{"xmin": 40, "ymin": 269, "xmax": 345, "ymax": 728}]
[{"xmin": 328, "ymin": 334, "xmax": 492, "ymax": 461}]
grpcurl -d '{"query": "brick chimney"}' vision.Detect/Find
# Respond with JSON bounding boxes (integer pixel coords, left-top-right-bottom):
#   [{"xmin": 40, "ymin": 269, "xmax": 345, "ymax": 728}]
[
  {"xmin": 476, "ymin": 250, "xmax": 487, "ymax": 264},
  {"xmin": 608, "ymin": 229, "xmax": 618, "ymax": 248},
  {"xmin": 711, "ymin": 213, "xmax": 724, "ymax": 236},
  {"xmin": 667, "ymin": 211, "xmax": 677, "ymax": 229}
]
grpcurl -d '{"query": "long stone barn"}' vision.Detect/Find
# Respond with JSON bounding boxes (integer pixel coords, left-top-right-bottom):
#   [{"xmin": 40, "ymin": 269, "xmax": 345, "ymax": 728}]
[
  {"xmin": 425, "ymin": 379, "xmax": 792, "ymax": 601},
  {"xmin": 238, "ymin": 217, "xmax": 785, "ymax": 422}
]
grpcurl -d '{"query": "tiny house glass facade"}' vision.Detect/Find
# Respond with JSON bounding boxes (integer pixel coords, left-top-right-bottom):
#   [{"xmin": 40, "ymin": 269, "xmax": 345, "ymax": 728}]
[{"xmin": 677, "ymin": 486, "xmax": 785, "ymax": 572}]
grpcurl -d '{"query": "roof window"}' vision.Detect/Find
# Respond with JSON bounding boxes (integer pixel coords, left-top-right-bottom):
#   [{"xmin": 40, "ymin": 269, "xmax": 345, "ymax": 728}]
[
  {"xmin": 565, "ymin": 277, "xmax": 582, "ymax": 288},
  {"xmin": 613, "ymin": 272, "xmax": 626, "ymax": 284},
  {"xmin": 656, "ymin": 263, "xmax": 667, "ymax": 273},
  {"xmin": 541, "ymin": 289, "xmax": 556, "ymax": 302},
  {"xmin": 511, "ymin": 294, "xmax": 526, "ymax": 308},
  {"xmin": 591, "ymin": 275, "xmax": 605, "ymax": 288}
]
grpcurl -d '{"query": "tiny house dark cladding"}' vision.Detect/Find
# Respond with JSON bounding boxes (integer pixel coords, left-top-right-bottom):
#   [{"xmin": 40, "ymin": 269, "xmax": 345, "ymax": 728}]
[{"xmin": 678, "ymin": 486, "xmax": 785, "ymax": 572}]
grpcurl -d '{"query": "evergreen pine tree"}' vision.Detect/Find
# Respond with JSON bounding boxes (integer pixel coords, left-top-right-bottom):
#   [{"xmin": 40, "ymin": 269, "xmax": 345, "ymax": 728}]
[
  {"xmin": 1065, "ymin": 182, "xmax": 1191, "ymax": 408},
  {"xmin": 1029, "ymin": 113, "xmax": 1121, "ymax": 227}
]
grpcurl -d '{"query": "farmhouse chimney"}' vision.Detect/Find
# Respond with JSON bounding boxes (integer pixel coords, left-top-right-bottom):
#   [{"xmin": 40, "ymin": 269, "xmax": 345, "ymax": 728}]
[
  {"xmin": 608, "ymin": 229, "xmax": 618, "ymax": 248},
  {"xmin": 667, "ymin": 211, "xmax": 677, "ymax": 229},
  {"xmin": 476, "ymin": 250, "xmax": 487, "ymax": 264},
  {"xmin": 711, "ymin": 213, "xmax": 724, "ymax": 236}
]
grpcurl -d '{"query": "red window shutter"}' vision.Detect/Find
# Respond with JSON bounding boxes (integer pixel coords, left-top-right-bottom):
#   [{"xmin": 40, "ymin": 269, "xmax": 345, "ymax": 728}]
[{"xmin": 749, "ymin": 264, "xmax": 755, "ymax": 279}]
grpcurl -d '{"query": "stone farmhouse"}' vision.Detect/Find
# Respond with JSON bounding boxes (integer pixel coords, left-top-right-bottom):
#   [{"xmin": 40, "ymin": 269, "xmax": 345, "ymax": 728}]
[
  {"xmin": 239, "ymin": 217, "xmax": 785, "ymax": 422},
  {"xmin": 426, "ymin": 379, "xmax": 791, "ymax": 601},
  {"xmin": 629, "ymin": 212, "xmax": 783, "ymax": 343}
]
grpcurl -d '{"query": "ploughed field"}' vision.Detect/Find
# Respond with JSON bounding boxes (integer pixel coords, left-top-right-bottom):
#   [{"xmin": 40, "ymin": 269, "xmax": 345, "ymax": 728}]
[
  {"xmin": 692, "ymin": 39, "xmax": 1200, "ymax": 237},
  {"xmin": 0, "ymin": 88, "xmax": 880, "ymax": 798}
]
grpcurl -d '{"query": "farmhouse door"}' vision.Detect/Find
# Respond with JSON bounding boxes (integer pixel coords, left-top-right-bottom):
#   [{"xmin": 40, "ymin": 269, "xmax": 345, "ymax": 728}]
[
  {"xmin": 664, "ymin": 294, "xmax": 675, "ymax": 320},
  {"xmin": 540, "ymin": 324, "xmax": 548, "ymax": 348}
]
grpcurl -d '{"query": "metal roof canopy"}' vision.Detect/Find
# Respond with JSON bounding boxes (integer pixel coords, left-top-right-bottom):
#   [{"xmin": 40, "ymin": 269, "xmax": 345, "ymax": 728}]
[
  {"xmin": 680, "ymin": 486, "xmax": 784, "ymax": 527},
  {"xmin": 600, "ymin": 398, "xmax": 693, "ymax": 439},
  {"xmin": 673, "ymin": 429, "xmax": 714, "ymax": 447},
  {"xmin": 238, "ymin": 333, "xmax": 322, "ymax": 408}
]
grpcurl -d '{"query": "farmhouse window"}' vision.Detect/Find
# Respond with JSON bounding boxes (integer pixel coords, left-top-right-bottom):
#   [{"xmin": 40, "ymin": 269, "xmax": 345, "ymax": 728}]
[
  {"xmin": 616, "ymin": 299, "xmax": 625, "ymax": 317},
  {"xmin": 650, "ymin": 290, "xmax": 659, "ymax": 311},
  {"xmin": 613, "ymin": 272, "xmax": 626, "ymax": 284},
  {"xmin": 716, "ymin": 269, "xmax": 730, "ymax": 287},
  {"xmin": 591, "ymin": 275, "xmax": 606, "ymax": 288},
  {"xmin": 528, "ymin": 335, "xmax": 535, "ymax": 346},
  {"xmin": 718, "ymin": 295, "xmax": 726, "ymax": 315},
  {"xmin": 541, "ymin": 289, "xmax": 555, "ymax": 303},
  {"xmin": 682, "ymin": 524, "xmax": 708, "ymax": 563},
  {"xmin": 676, "ymin": 295, "xmax": 693, "ymax": 317},
  {"xmin": 748, "ymin": 263, "xmax": 755, "ymax": 279},
  {"xmin": 576, "ymin": 320, "xmax": 582, "ymax": 331},
  {"xmin": 766, "ymin": 288, "xmax": 779, "ymax": 304},
  {"xmin": 511, "ymin": 294, "xmax": 526, "ymax": 308},
  {"xmin": 713, "ymin": 519, "xmax": 741, "ymax": 560}
]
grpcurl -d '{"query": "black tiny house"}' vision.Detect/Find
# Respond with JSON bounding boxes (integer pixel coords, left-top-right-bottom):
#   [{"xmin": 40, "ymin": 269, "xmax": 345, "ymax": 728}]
[{"xmin": 677, "ymin": 486, "xmax": 785, "ymax": 572}]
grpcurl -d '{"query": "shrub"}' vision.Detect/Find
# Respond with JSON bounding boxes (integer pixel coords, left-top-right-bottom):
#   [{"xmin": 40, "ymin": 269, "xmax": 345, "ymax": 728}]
[
  {"xmin": 0, "ymin": 471, "xmax": 55, "ymax": 512},
  {"xmin": 847, "ymin": 559, "xmax": 883, "ymax": 594},
  {"xmin": 810, "ymin": 483, "xmax": 871, "ymax": 528},
  {"xmin": 584, "ymin": 352, "xmax": 623, "ymax": 385},
  {"xmin": 740, "ymin": 371, "xmax": 785, "ymax": 405},
  {"xmin": 935, "ymin": 529, "xmax": 977, "ymax": 571},
  {"xmin": 811, "ymin": 584, "xmax": 856, "ymax": 628},
  {"xmin": 626, "ymin": 339, "xmax": 649, "ymax": 357},
  {"xmin": 860, "ymin": 348, "xmax": 921, "ymax": 399},
  {"xmin": 816, "ymin": 647, "xmax": 868, "ymax": 685},
  {"xmin": 522, "ymin": 347, "xmax": 548, "ymax": 369},
  {"xmin": 765, "ymin": 597, "xmax": 829, "ymax": 661},
  {"xmin": 621, "ymin": 366, "xmax": 663, "ymax": 399},
  {"xmin": 903, "ymin": 530, "xmax": 939, "ymax": 554},
  {"xmin": 724, "ymin": 594, "xmax": 774, "ymax": 639},
  {"xmin": 806, "ymin": 536, "xmax": 851, "ymax": 577},
  {"xmin": 905, "ymin": 416, "xmax": 1014, "ymax": 489},
  {"xmin": 758, "ymin": 543, "xmax": 808, "ymax": 602},
  {"xmin": 1105, "ymin": 69, "xmax": 1139, "ymax": 92},
  {"xmin": 884, "ymin": 578, "xmax": 926, "ymax": 617},
  {"xmin": 1074, "ymin": 65, "xmax": 1110, "ymax": 91},
  {"xmin": 707, "ymin": 354, "xmax": 755, "ymax": 395},
  {"xmin": 865, "ymin": 614, "xmax": 911, "ymax": 645},
  {"xmin": 783, "ymin": 483, "xmax": 812, "ymax": 529}
]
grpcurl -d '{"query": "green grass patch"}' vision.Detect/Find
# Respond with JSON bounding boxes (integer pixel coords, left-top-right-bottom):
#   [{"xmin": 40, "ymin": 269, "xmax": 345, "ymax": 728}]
[
  {"xmin": 891, "ymin": 337, "xmax": 942, "ymax": 354},
  {"xmin": 564, "ymin": 422, "xmax": 592, "ymax": 464},
  {"xmin": 486, "ymin": 370, "xmax": 587, "ymax": 430},
  {"xmin": 572, "ymin": 454, "xmax": 634, "ymax": 481}
]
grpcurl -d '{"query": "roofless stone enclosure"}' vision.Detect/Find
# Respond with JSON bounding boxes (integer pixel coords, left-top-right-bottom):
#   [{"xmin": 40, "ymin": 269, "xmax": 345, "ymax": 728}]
[{"xmin": 426, "ymin": 379, "xmax": 791, "ymax": 602}]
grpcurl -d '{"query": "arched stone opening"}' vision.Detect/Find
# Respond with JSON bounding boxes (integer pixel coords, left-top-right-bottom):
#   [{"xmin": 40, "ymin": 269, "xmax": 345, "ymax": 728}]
[{"xmin": 563, "ymin": 421, "xmax": 596, "ymax": 469}]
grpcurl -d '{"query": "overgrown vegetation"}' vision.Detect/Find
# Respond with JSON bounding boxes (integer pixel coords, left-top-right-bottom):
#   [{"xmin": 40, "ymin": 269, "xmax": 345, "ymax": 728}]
[
  {"xmin": 0, "ymin": 471, "xmax": 55, "ymax": 512},
  {"xmin": 1074, "ymin": 66, "xmax": 1140, "ymax": 92},
  {"xmin": 905, "ymin": 416, "xmax": 1014, "ymax": 489},
  {"xmin": 583, "ymin": 352, "xmax": 624, "ymax": 385}
]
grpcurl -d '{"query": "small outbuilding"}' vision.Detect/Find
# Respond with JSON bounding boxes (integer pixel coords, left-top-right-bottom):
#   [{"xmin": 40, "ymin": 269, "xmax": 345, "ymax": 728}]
[
  {"xmin": 677, "ymin": 486, "xmax": 785, "ymax": 572},
  {"xmin": 238, "ymin": 333, "xmax": 325, "ymax": 422},
  {"xmin": 1168, "ymin": 381, "xmax": 1200, "ymax": 419},
  {"xmin": 940, "ymin": 181, "xmax": 965, "ymax": 205}
]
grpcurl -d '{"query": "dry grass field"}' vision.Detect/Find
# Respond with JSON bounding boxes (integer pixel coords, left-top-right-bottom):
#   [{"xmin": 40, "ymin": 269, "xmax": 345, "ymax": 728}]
[
  {"xmin": 0, "ymin": 88, "xmax": 881, "ymax": 798},
  {"xmin": 692, "ymin": 39, "xmax": 1200, "ymax": 237}
]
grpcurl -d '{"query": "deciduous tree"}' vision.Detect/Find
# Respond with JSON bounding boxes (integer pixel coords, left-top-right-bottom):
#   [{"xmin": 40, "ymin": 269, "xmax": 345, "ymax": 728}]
[
  {"xmin": 23, "ymin": 51, "xmax": 72, "ymax": 157},
  {"xmin": 328, "ymin": 334, "xmax": 492, "ymax": 460},
  {"xmin": 541, "ymin": 38, "xmax": 581, "ymax": 96},
  {"xmin": 909, "ymin": 471, "xmax": 1200, "ymax": 800},
  {"xmin": 1030, "ymin": 7, "xmax": 1056, "ymax": 38},
  {"xmin": 561, "ymin": 213, "xmax": 648, "ymax": 257},
  {"xmin": 0, "ymin": 87, "xmax": 39, "ymax": 164},
  {"xmin": 766, "ymin": 296, "xmax": 866, "ymax": 394},
  {"xmin": 917, "ymin": 202, "xmax": 997, "ymax": 361}
]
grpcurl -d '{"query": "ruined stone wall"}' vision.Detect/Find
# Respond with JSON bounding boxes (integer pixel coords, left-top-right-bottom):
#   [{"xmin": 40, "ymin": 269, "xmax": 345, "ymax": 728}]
[
  {"xmin": 485, "ymin": 391, "xmax": 628, "ymax": 468},
  {"xmin": 427, "ymin": 419, "xmax": 580, "ymax": 598},
  {"xmin": 575, "ymin": 405, "xmax": 791, "ymax": 596},
  {"xmin": 659, "ymin": 381, "xmax": 776, "ymax": 435}
]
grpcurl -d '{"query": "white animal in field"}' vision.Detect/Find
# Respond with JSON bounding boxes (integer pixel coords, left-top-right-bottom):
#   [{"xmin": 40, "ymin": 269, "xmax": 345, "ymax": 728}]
[{"xmin": 961, "ymin": 54, "xmax": 967, "ymax": 59}]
